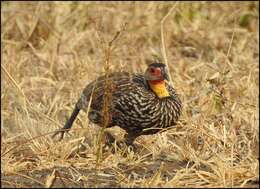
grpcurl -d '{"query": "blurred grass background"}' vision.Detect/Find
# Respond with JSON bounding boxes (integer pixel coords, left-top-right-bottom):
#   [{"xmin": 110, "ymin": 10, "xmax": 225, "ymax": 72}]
[{"xmin": 1, "ymin": 1, "xmax": 259, "ymax": 188}]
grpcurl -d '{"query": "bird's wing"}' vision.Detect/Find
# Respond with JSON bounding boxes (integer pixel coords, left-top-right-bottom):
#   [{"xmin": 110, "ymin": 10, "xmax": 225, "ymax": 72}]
[{"xmin": 76, "ymin": 72, "xmax": 139, "ymax": 111}]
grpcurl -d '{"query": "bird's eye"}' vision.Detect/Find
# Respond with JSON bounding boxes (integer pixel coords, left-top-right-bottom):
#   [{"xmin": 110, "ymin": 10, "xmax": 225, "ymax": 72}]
[{"xmin": 150, "ymin": 68, "xmax": 155, "ymax": 73}]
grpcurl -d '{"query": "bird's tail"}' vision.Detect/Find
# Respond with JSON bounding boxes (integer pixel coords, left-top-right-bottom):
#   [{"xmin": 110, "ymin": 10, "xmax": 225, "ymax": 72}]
[
  {"xmin": 52, "ymin": 104, "xmax": 80, "ymax": 140},
  {"xmin": 63, "ymin": 104, "xmax": 80, "ymax": 130}
]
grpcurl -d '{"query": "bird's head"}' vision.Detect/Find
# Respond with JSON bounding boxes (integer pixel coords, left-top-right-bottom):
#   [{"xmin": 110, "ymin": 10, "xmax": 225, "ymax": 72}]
[{"xmin": 144, "ymin": 63, "xmax": 170, "ymax": 98}]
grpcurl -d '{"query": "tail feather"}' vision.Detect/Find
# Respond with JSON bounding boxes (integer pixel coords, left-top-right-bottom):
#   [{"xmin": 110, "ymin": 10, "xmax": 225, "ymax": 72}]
[
  {"xmin": 52, "ymin": 104, "xmax": 80, "ymax": 140},
  {"xmin": 63, "ymin": 105, "xmax": 80, "ymax": 130}
]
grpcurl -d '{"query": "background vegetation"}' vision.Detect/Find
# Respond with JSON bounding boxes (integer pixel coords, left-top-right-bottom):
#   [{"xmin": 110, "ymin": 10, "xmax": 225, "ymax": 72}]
[{"xmin": 1, "ymin": 1, "xmax": 259, "ymax": 188}]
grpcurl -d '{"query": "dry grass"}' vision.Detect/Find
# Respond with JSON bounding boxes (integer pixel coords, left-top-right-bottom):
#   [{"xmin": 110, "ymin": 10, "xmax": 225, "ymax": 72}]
[{"xmin": 1, "ymin": 1, "xmax": 259, "ymax": 188}]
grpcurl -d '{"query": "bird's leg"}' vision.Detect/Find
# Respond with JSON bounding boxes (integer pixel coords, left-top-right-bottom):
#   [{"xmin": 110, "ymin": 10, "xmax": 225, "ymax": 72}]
[
  {"xmin": 104, "ymin": 130, "xmax": 116, "ymax": 144},
  {"xmin": 103, "ymin": 130, "xmax": 139, "ymax": 152},
  {"xmin": 124, "ymin": 129, "xmax": 160, "ymax": 151},
  {"xmin": 122, "ymin": 132, "xmax": 139, "ymax": 151},
  {"xmin": 124, "ymin": 133, "xmax": 137, "ymax": 146},
  {"xmin": 106, "ymin": 131, "xmax": 137, "ymax": 152}
]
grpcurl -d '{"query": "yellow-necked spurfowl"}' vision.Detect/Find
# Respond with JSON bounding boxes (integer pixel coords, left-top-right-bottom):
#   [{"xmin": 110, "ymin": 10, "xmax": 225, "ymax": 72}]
[{"xmin": 53, "ymin": 63, "xmax": 182, "ymax": 146}]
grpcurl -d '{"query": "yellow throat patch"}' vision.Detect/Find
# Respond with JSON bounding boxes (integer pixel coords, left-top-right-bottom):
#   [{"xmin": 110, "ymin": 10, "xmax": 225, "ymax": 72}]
[{"xmin": 149, "ymin": 81, "xmax": 170, "ymax": 98}]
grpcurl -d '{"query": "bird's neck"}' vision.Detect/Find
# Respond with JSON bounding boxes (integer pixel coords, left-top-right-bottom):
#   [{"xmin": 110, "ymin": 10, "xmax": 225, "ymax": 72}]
[{"xmin": 148, "ymin": 80, "xmax": 170, "ymax": 98}]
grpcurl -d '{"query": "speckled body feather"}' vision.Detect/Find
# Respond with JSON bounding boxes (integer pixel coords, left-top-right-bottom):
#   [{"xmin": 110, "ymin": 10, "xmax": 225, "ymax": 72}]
[{"xmin": 76, "ymin": 72, "xmax": 182, "ymax": 136}]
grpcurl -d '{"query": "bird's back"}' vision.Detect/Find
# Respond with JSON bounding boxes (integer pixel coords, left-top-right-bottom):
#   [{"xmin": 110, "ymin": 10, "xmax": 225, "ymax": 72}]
[{"xmin": 76, "ymin": 72, "xmax": 140, "ymax": 111}]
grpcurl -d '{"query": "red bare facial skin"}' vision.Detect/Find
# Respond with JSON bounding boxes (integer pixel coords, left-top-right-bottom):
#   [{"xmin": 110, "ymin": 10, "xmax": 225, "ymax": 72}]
[
  {"xmin": 149, "ymin": 67, "xmax": 164, "ymax": 84},
  {"xmin": 150, "ymin": 67, "xmax": 161, "ymax": 76}
]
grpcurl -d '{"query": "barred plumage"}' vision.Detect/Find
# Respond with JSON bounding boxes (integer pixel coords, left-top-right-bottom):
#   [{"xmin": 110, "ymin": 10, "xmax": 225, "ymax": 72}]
[{"xmin": 53, "ymin": 63, "xmax": 182, "ymax": 146}]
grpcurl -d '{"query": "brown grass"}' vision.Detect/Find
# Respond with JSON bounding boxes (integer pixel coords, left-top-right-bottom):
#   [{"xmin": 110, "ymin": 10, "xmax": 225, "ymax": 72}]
[{"xmin": 1, "ymin": 1, "xmax": 259, "ymax": 188}]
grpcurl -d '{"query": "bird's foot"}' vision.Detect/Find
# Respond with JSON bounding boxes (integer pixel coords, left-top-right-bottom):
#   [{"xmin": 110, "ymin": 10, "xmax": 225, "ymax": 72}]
[{"xmin": 108, "ymin": 137, "xmax": 137, "ymax": 154}]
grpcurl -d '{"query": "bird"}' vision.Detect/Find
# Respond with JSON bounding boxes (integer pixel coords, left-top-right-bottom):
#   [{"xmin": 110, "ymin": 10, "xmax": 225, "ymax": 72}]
[{"xmin": 52, "ymin": 63, "xmax": 182, "ymax": 147}]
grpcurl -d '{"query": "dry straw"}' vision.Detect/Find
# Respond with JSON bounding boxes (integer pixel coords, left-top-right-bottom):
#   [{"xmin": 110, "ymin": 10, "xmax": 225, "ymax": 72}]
[{"xmin": 1, "ymin": 2, "xmax": 259, "ymax": 188}]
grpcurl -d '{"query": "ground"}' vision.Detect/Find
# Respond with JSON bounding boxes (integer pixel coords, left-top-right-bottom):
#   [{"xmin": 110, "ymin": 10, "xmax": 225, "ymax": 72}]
[{"xmin": 1, "ymin": 1, "xmax": 259, "ymax": 188}]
